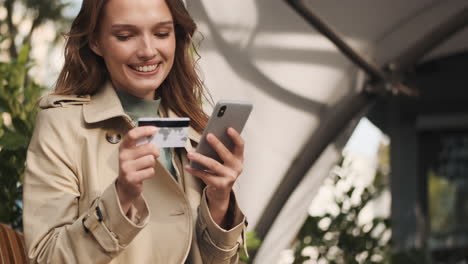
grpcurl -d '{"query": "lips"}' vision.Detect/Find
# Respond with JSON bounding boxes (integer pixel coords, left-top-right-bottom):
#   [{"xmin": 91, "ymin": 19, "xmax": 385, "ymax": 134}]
[{"xmin": 129, "ymin": 63, "xmax": 161, "ymax": 73}]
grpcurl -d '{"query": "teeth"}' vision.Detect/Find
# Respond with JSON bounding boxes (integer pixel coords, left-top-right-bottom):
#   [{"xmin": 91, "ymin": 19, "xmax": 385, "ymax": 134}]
[{"xmin": 134, "ymin": 64, "xmax": 158, "ymax": 72}]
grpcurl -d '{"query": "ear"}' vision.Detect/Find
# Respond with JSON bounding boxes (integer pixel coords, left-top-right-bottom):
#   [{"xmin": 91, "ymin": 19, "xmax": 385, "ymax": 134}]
[{"xmin": 89, "ymin": 39, "xmax": 103, "ymax": 57}]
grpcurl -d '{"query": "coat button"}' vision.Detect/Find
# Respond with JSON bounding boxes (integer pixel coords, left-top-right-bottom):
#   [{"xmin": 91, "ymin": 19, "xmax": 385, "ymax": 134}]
[{"xmin": 106, "ymin": 132, "xmax": 122, "ymax": 144}]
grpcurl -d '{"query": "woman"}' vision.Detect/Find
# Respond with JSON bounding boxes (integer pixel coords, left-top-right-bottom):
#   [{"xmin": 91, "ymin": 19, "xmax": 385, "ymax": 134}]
[{"xmin": 23, "ymin": 0, "xmax": 247, "ymax": 263}]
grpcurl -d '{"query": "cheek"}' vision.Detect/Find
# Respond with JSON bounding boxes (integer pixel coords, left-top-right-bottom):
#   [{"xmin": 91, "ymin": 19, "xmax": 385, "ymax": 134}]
[
  {"xmin": 161, "ymin": 38, "xmax": 177, "ymax": 62},
  {"xmin": 101, "ymin": 42, "xmax": 133, "ymax": 66}
]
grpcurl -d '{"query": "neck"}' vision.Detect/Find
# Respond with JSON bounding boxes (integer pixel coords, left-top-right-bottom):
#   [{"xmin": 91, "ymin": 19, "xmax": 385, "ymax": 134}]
[{"xmin": 112, "ymin": 81, "xmax": 155, "ymax": 100}]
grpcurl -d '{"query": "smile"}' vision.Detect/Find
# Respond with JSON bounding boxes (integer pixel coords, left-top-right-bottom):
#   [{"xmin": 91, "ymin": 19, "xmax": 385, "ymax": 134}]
[{"xmin": 129, "ymin": 63, "xmax": 160, "ymax": 73}]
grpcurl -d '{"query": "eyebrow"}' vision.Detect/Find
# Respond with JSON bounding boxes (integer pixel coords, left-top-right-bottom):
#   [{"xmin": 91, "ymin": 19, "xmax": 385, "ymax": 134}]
[{"xmin": 111, "ymin": 21, "xmax": 174, "ymax": 30}]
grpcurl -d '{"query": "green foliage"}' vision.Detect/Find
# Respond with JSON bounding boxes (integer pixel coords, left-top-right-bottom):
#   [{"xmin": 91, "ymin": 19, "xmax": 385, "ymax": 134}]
[
  {"xmin": 0, "ymin": 45, "xmax": 45, "ymax": 230},
  {"xmin": 1, "ymin": 0, "xmax": 71, "ymax": 58},
  {"xmin": 0, "ymin": 0, "xmax": 70, "ymax": 230},
  {"xmin": 292, "ymin": 154, "xmax": 392, "ymax": 264},
  {"xmin": 240, "ymin": 231, "xmax": 262, "ymax": 263},
  {"xmin": 428, "ymin": 169, "xmax": 456, "ymax": 235}
]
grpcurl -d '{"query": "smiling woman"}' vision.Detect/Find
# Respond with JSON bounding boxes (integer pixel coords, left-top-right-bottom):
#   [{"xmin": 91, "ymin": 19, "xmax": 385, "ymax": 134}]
[
  {"xmin": 89, "ymin": 0, "xmax": 176, "ymax": 100},
  {"xmin": 22, "ymin": 0, "xmax": 248, "ymax": 263}
]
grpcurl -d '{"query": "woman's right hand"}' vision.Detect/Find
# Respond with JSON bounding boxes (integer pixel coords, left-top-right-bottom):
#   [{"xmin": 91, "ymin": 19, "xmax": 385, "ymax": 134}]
[{"xmin": 116, "ymin": 126, "xmax": 159, "ymax": 214}]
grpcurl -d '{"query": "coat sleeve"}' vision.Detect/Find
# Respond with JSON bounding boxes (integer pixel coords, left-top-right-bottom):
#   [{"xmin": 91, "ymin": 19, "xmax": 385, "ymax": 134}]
[
  {"xmin": 196, "ymin": 187, "xmax": 248, "ymax": 264},
  {"xmin": 23, "ymin": 109, "xmax": 149, "ymax": 264}
]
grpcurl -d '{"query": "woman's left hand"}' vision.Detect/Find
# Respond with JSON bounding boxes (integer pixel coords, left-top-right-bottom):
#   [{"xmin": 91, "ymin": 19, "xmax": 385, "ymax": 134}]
[{"xmin": 184, "ymin": 127, "xmax": 244, "ymax": 228}]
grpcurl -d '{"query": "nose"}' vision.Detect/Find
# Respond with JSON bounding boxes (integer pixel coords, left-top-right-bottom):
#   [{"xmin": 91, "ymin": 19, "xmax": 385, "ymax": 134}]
[{"xmin": 136, "ymin": 35, "xmax": 157, "ymax": 60}]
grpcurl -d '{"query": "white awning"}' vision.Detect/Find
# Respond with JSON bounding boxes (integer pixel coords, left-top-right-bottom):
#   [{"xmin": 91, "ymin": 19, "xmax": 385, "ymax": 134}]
[{"xmin": 188, "ymin": 1, "xmax": 468, "ymax": 262}]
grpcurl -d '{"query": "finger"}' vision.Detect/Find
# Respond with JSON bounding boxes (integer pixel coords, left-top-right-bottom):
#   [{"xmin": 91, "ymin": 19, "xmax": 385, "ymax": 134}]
[
  {"xmin": 134, "ymin": 167, "xmax": 156, "ymax": 182},
  {"xmin": 227, "ymin": 127, "xmax": 244, "ymax": 160},
  {"xmin": 206, "ymin": 133, "xmax": 234, "ymax": 164},
  {"xmin": 121, "ymin": 126, "xmax": 158, "ymax": 149},
  {"xmin": 120, "ymin": 155, "xmax": 154, "ymax": 179},
  {"xmin": 128, "ymin": 155, "xmax": 157, "ymax": 171},
  {"xmin": 120, "ymin": 143, "xmax": 160, "ymax": 161},
  {"xmin": 187, "ymin": 151, "xmax": 230, "ymax": 176},
  {"xmin": 184, "ymin": 166, "xmax": 222, "ymax": 186}
]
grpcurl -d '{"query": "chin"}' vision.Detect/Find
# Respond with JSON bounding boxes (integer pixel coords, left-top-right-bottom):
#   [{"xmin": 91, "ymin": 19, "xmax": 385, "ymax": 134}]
[
  {"xmin": 129, "ymin": 82, "xmax": 162, "ymax": 96},
  {"xmin": 115, "ymin": 71, "xmax": 166, "ymax": 98}
]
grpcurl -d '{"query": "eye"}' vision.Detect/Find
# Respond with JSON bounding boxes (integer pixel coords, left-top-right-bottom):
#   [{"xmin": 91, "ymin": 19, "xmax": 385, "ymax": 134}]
[
  {"xmin": 116, "ymin": 35, "xmax": 132, "ymax": 41},
  {"xmin": 155, "ymin": 32, "xmax": 170, "ymax": 38}
]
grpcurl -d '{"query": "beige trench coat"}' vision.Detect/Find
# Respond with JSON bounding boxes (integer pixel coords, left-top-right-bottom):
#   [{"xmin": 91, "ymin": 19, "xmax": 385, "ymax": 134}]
[{"xmin": 23, "ymin": 82, "xmax": 247, "ymax": 264}]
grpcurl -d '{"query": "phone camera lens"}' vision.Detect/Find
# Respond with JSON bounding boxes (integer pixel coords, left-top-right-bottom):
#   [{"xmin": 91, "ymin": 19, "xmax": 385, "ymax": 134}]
[{"xmin": 218, "ymin": 105, "xmax": 227, "ymax": 117}]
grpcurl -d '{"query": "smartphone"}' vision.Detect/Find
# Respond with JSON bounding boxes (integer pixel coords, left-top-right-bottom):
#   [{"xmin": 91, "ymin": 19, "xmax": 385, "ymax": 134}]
[{"xmin": 190, "ymin": 100, "xmax": 253, "ymax": 170}]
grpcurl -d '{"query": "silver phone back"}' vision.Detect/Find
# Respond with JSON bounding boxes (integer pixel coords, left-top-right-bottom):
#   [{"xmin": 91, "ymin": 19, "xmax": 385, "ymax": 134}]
[{"xmin": 191, "ymin": 100, "xmax": 253, "ymax": 170}]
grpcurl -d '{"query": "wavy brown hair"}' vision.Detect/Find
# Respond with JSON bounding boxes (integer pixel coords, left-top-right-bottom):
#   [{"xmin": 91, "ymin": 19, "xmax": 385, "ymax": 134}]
[{"xmin": 55, "ymin": 0, "xmax": 208, "ymax": 132}]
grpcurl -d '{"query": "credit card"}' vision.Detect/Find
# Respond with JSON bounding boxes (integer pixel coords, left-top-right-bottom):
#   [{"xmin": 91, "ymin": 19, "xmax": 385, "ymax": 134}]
[{"xmin": 137, "ymin": 117, "xmax": 190, "ymax": 148}]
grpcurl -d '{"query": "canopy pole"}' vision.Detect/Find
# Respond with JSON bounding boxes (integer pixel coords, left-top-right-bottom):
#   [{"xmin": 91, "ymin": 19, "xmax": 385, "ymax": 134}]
[
  {"xmin": 391, "ymin": 5, "xmax": 468, "ymax": 71},
  {"xmin": 284, "ymin": 0, "xmax": 385, "ymax": 83},
  {"xmin": 252, "ymin": 91, "xmax": 376, "ymax": 259}
]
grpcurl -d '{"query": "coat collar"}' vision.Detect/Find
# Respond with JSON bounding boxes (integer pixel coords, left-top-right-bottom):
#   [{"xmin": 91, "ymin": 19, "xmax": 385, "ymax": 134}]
[
  {"xmin": 39, "ymin": 94, "xmax": 91, "ymax": 109},
  {"xmin": 83, "ymin": 81, "xmax": 128, "ymax": 124},
  {"xmin": 83, "ymin": 81, "xmax": 201, "ymax": 143}
]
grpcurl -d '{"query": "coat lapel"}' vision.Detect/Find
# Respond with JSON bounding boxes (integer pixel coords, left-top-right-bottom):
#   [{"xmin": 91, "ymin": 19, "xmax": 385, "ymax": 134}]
[
  {"xmin": 165, "ymin": 109, "xmax": 205, "ymax": 203},
  {"xmin": 83, "ymin": 82, "xmax": 131, "ymax": 125}
]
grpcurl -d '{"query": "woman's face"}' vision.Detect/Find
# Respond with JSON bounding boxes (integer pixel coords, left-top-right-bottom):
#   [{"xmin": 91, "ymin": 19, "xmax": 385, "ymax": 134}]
[{"xmin": 91, "ymin": 0, "xmax": 176, "ymax": 100}]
